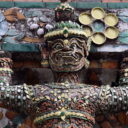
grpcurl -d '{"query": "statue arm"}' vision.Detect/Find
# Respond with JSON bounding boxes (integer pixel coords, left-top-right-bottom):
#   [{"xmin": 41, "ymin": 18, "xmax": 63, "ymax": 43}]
[
  {"xmin": 0, "ymin": 84, "xmax": 35, "ymax": 114},
  {"xmin": 95, "ymin": 85, "xmax": 128, "ymax": 114}
]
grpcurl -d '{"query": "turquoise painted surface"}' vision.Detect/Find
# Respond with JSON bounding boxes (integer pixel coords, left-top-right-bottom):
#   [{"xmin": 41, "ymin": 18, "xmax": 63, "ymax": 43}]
[
  {"xmin": 118, "ymin": 30, "xmax": 128, "ymax": 44},
  {"xmin": 1, "ymin": 43, "xmax": 39, "ymax": 52},
  {"xmin": 118, "ymin": 11, "xmax": 128, "ymax": 23},
  {"xmin": 92, "ymin": 20, "xmax": 105, "ymax": 32}
]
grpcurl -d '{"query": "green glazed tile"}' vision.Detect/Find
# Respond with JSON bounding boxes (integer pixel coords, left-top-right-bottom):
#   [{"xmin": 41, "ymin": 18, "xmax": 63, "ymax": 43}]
[
  {"xmin": 0, "ymin": 2, "xmax": 14, "ymax": 8},
  {"xmin": 14, "ymin": 2, "xmax": 45, "ymax": 8},
  {"xmin": 45, "ymin": 2, "xmax": 60, "ymax": 9},
  {"xmin": 69, "ymin": 2, "xmax": 77, "ymax": 8},
  {"xmin": 108, "ymin": 3, "xmax": 128, "ymax": 9},
  {"xmin": 0, "ymin": 2, "xmax": 127, "ymax": 9},
  {"xmin": 76, "ymin": 2, "xmax": 107, "ymax": 9}
]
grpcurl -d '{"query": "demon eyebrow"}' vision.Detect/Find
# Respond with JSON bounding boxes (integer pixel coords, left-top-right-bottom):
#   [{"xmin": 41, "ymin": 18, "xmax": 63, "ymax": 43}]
[
  {"xmin": 47, "ymin": 39, "xmax": 64, "ymax": 48},
  {"xmin": 70, "ymin": 38, "xmax": 86, "ymax": 44},
  {"xmin": 48, "ymin": 39, "xmax": 64, "ymax": 44}
]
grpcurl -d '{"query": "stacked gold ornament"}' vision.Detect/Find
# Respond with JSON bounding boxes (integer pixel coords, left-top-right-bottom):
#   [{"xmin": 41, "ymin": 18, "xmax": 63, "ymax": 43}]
[
  {"xmin": 119, "ymin": 56, "xmax": 128, "ymax": 86},
  {"xmin": 79, "ymin": 7, "xmax": 119, "ymax": 45}
]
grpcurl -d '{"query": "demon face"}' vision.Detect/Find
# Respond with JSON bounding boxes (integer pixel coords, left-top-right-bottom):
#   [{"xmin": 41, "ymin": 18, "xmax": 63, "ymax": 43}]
[{"xmin": 48, "ymin": 37, "xmax": 89, "ymax": 72}]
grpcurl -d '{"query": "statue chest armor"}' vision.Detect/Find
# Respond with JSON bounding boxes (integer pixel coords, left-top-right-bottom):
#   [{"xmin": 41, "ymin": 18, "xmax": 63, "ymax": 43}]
[{"xmin": 32, "ymin": 84, "xmax": 97, "ymax": 128}]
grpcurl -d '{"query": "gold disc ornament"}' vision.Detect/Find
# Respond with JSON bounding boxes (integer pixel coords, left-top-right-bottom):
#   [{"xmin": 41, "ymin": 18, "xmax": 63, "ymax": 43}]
[
  {"xmin": 104, "ymin": 13, "xmax": 118, "ymax": 26},
  {"xmin": 79, "ymin": 12, "xmax": 93, "ymax": 25},
  {"xmin": 91, "ymin": 7, "xmax": 105, "ymax": 19},
  {"xmin": 91, "ymin": 32, "xmax": 106, "ymax": 45},
  {"xmin": 83, "ymin": 25, "xmax": 93, "ymax": 37},
  {"xmin": 104, "ymin": 27, "xmax": 119, "ymax": 39}
]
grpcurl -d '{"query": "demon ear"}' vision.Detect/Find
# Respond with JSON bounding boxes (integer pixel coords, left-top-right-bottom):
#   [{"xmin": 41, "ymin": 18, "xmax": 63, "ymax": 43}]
[
  {"xmin": 84, "ymin": 58, "xmax": 90, "ymax": 69},
  {"xmin": 39, "ymin": 44, "xmax": 50, "ymax": 68},
  {"xmin": 86, "ymin": 37, "xmax": 92, "ymax": 56},
  {"xmin": 84, "ymin": 38, "xmax": 91, "ymax": 69}
]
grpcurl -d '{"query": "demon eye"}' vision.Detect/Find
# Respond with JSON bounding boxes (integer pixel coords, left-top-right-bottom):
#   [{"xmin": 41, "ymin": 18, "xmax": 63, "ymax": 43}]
[
  {"xmin": 53, "ymin": 43, "xmax": 63, "ymax": 50},
  {"xmin": 70, "ymin": 43, "xmax": 77, "ymax": 49}
]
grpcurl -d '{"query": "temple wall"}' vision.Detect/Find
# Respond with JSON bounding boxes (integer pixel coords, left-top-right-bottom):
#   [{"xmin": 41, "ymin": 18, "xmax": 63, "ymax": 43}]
[{"xmin": 0, "ymin": 2, "xmax": 127, "ymax": 128}]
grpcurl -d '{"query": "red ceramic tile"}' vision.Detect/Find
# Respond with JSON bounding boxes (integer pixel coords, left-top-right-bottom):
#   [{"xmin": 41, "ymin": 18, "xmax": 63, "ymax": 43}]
[
  {"xmin": 42, "ymin": 0, "xmax": 59, "ymax": 2},
  {"xmin": 102, "ymin": 0, "xmax": 122, "ymax": 2},
  {"xmin": 122, "ymin": 0, "xmax": 128, "ymax": 2},
  {"xmin": 13, "ymin": 0, "xmax": 42, "ymax": 2},
  {"xmin": 0, "ymin": 0, "xmax": 13, "ymax": 1}
]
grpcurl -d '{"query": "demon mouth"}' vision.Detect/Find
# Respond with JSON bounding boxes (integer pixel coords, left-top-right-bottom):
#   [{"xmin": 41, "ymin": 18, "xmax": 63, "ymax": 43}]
[{"xmin": 53, "ymin": 52, "xmax": 83, "ymax": 64}]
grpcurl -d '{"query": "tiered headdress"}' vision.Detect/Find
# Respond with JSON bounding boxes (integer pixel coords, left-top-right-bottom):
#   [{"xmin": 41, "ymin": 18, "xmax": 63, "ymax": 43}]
[{"xmin": 44, "ymin": 0, "xmax": 88, "ymax": 41}]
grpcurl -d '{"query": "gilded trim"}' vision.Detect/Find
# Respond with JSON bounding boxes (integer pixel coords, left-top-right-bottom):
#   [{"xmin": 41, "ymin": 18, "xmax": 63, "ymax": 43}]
[
  {"xmin": 44, "ymin": 29, "xmax": 87, "ymax": 39},
  {"xmin": 34, "ymin": 108, "xmax": 95, "ymax": 124}
]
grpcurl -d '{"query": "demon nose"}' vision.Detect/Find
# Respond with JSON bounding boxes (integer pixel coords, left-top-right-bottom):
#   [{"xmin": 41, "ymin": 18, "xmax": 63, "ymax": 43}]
[
  {"xmin": 63, "ymin": 45, "xmax": 70, "ymax": 51},
  {"xmin": 63, "ymin": 40, "xmax": 70, "ymax": 51}
]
